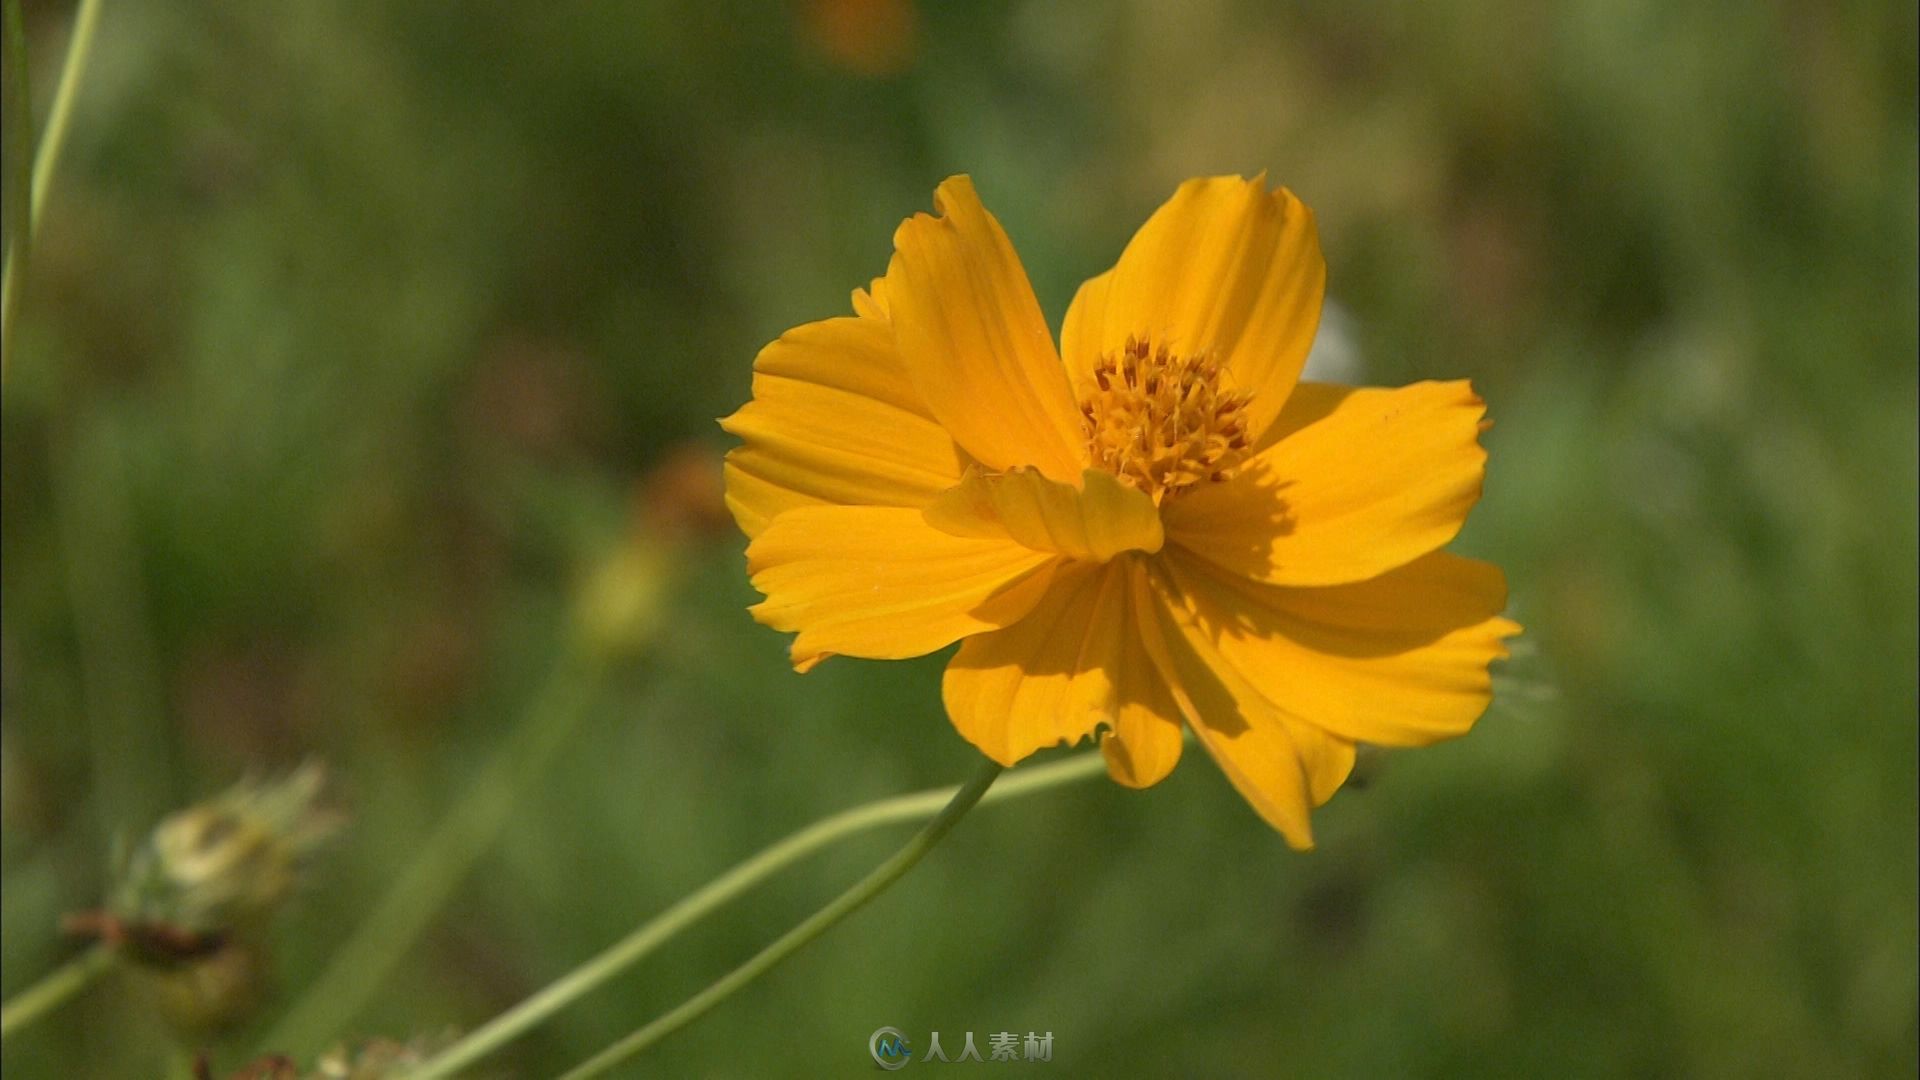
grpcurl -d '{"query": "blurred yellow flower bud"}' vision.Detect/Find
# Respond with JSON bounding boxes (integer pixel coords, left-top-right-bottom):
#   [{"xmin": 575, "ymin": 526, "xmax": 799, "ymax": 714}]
[
  {"xmin": 574, "ymin": 532, "xmax": 673, "ymax": 658},
  {"xmin": 111, "ymin": 763, "xmax": 340, "ymax": 940},
  {"xmin": 72, "ymin": 765, "xmax": 341, "ymax": 1033},
  {"xmin": 574, "ymin": 441, "xmax": 729, "ymax": 657}
]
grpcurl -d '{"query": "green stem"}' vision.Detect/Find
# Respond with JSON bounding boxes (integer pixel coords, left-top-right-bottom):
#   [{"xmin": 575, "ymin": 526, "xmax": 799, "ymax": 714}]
[
  {"xmin": 1, "ymin": 0, "xmax": 103, "ymax": 377},
  {"xmin": 557, "ymin": 758, "xmax": 1005, "ymax": 1080},
  {"xmin": 1, "ymin": 0, "xmax": 37, "ymax": 376},
  {"xmin": 28, "ymin": 0, "xmax": 101, "ymax": 232},
  {"xmin": 258, "ymin": 646, "xmax": 604, "ymax": 1056},
  {"xmin": 409, "ymin": 749, "xmax": 1106, "ymax": 1080},
  {"xmin": 0, "ymin": 944, "xmax": 113, "ymax": 1041}
]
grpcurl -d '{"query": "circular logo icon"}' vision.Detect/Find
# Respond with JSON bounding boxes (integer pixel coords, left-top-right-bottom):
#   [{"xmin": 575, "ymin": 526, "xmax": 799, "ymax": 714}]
[{"xmin": 869, "ymin": 1026, "xmax": 913, "ymax": 1070}]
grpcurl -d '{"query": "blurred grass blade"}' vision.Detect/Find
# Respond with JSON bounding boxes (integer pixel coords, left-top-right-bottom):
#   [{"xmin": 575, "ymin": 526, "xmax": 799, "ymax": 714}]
[
  {"xmin": 26, "ymin": 0, "xmax": 100, "ymax": 232},
  {"xmin": 258, "ymin": 644, "xmax": 604, "ymax": 1057},
  {"xmin": 1, "ymin": 0, "xmax": 33, "ymax": 374},
  {"xmin": 0, "ymin": 944, "xmax": 113, "ymax": 1041},
  {"xmin": 2, "ymin": 0, "xmax": 103, "ymax": 377}
]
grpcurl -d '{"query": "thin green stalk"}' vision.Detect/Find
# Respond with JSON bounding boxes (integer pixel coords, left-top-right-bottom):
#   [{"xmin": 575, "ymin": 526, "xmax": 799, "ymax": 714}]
[
  {"xmin": 28, "ymin": 0, "xmax": 100, "ymax": 232},
  {"xmin": 558, "ymin": 758, "xmax": 1006, "ymax": 1080},
  {"xmin": 0, "ymin": 944, "xmax": 113, "ymax": 1040},
  {"xmin": 409, "ymin": 749, "xmax": 1108, "ymax": 1080},
  {"xmin": 2, "ymin": 0, "xmax": 37, "ymax": 374},
  {"xmin": 56, "ymin": 424, "xmax": 173, "ymax": 838},
  {"xmin": 258, "ymin": 646, "xmax": 604, "ymax": 1057},
  {"xmin": 1, "ymin": 0, "xmax": 104, "ymax": 377}
]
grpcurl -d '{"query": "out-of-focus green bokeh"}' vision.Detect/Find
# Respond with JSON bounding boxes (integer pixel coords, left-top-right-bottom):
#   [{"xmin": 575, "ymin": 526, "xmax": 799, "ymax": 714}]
[{"xmin": 3, "ymin": 1, "xmax": 1914, "ymax": 1076}]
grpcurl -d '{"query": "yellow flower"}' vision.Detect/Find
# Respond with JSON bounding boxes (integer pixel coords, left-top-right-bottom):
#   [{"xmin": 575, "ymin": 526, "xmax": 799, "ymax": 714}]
[{"xmin": 723, "ymin": 175, "xmax": 1519, "ymax": 848}]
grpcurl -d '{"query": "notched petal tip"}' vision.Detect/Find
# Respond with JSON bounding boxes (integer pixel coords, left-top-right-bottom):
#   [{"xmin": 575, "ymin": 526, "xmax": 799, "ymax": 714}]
[
  {"xmin": 928, "ymin": 174, "xmax": 987, "ymax": 220},
  {"xmin": 851, "ymin": 273, "xmax": 892, "ymax": 321},
  {"xmin": 886, "ymin": 176, "xmax": 1087, "ymax": 483}
]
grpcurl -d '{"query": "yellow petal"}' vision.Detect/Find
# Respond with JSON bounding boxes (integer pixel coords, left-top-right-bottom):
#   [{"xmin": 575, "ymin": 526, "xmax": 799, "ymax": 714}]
[
  {"xmin": 722, "ymin": 310, "xmax": 965, "ymax": 539},
  {"xmin": 747, "ymin": 505, "xmax": 1057, "ymax": 670},
  {"xmin": 887, "ymin": 176, "xmax": 1088, "ymax": 483},
  {"xmin": 943, "ymin": 558, "xmax": 1183, "ymax": 772},
  {"xmin": 923, "ymin": 466, "xmax": 1163, "ymax": 561},
  {"xmin": 1165, "ymin": 547, "xmax": 1519, "ymax": 747},
  {"xmin": 1164, "ymin": 380, "xmax": 1490, "ymax": 587},
  {"xmin": 1099, "ymin": 697, "xmax": 1185, "ymax": 788},
  {"xmin": 945, "ymin": 561, "xmax": 1119, "ymax": 765},
  {"xmin": 1099, "ymin": 562, "xmax": 1185, "ymax": 787},
  {"xmin": 1137, "ymin": 562, "xmax": 1354, "ymax": 849},
  {"xmin": 1057, "ymin": 268, "xmax": 1112, "ymax": 394},
  {"xmin": 1072, "ymin": 176, "xmax": 1325, "ymax": 442},
  {"xmin": 851, "ymin": 275, "xmax": 890, "ymax": 321}
]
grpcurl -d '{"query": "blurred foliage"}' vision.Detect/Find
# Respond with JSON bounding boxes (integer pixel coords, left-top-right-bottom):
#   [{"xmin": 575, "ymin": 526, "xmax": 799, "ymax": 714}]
[{"xmin": 2, "ymin": 0, "xmax": 1915, "ymax": 1077}]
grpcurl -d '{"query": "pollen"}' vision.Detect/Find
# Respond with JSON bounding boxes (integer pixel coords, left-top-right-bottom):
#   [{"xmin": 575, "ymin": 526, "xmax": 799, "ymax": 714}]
[{"xmin": 1079, "ymin": 336, "xmax": 1252, "ymax": 504}]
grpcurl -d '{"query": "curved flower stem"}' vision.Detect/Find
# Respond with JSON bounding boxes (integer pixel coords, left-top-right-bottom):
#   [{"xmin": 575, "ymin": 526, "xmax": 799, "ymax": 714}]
[
  {"xmin": 557, "ymin": 756, "xmax": 1006, "ymax": 1080},
  {"xmin": 1, "ymin": 0, "xmax": 104, "ymax": 376},
  {"xmin": 258, "ymin": 645, "xmax": 604, "ymax": 1057},
  {"xmin": 0, "ymin": 943, "xmax": 113, "ymax": 1041},
  {"xmin": 410, "ymin": 750, "xmax": 1106, "ymax": 1080}
]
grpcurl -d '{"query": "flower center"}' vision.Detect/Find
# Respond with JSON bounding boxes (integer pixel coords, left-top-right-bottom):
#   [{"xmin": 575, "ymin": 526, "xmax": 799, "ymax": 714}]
[{"xmin": 1079, "ymin": 336, "xmax": 1251, "ymax": 504}]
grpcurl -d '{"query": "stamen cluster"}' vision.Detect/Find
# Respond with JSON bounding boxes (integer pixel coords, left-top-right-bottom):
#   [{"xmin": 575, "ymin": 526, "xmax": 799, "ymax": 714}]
[{"xmin": 1080, "ymin": 336, "xmax": 1251, "ymax": 503}]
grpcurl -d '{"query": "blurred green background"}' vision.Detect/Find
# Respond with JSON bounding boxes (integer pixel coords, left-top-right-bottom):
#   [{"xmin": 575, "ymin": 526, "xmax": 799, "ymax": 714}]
[{"xmin": 2, "ymin": 1, "xmax": 1915, "ymax": 1076}]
